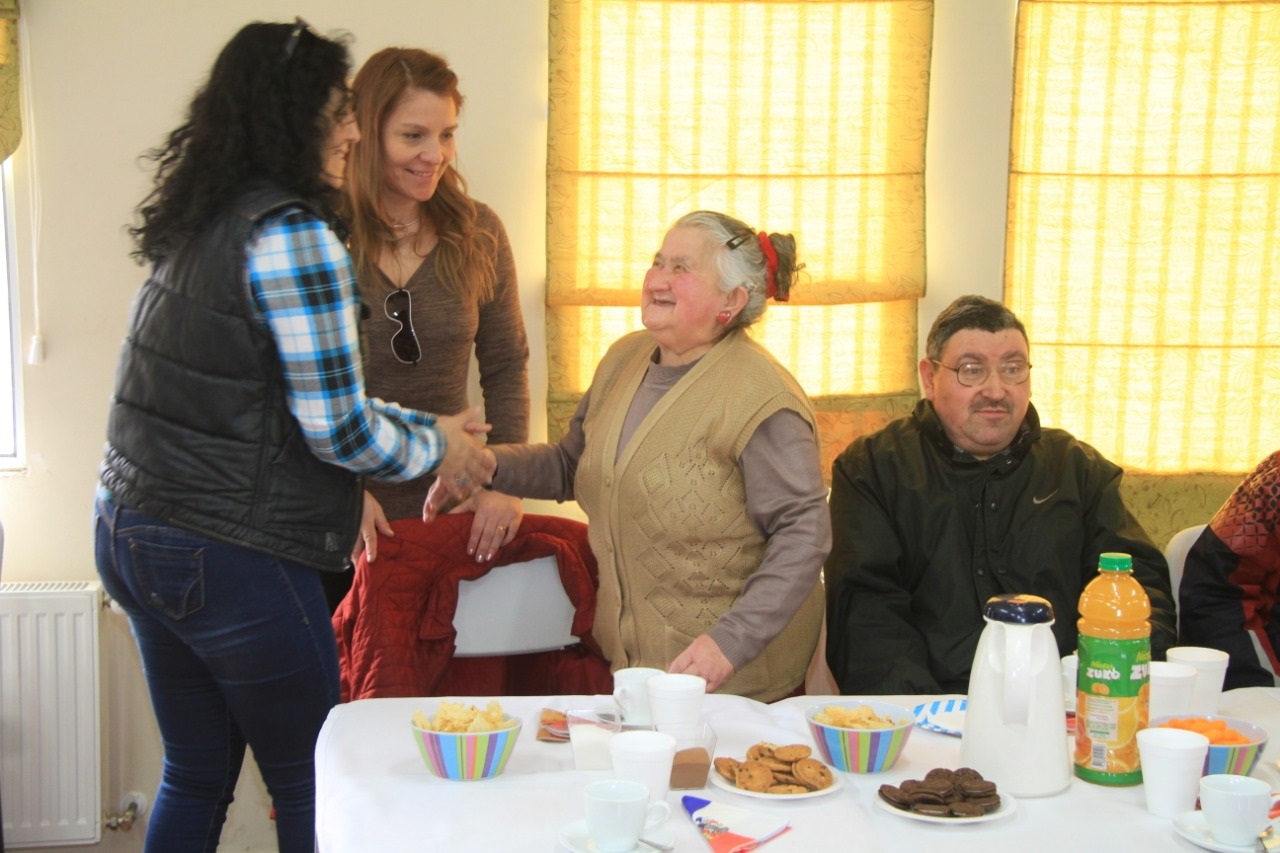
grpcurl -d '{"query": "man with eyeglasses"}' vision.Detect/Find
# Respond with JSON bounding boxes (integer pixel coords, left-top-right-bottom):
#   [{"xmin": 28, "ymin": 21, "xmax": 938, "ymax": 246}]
[{"xmin": 823, "ymin": 294, "xmax": 1175, "ymax": 695}]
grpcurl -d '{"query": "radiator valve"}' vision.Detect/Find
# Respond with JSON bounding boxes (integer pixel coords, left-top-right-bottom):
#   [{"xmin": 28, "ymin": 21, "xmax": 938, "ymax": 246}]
[{"xmin": 105, "ymin": 792, "xmax": 148, "ymax": 831}]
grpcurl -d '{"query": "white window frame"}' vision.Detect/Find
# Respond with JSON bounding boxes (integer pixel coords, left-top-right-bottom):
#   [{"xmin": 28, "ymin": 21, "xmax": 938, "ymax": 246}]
[{"xmin": 0, "ymin": 157, "xmax": 23, "ymax": 468}]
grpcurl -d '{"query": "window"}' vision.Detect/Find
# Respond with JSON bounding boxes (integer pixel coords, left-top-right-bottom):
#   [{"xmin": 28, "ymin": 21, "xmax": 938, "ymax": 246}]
[
  {"xmin": 546, "ymin": 0, "xmax": 934, "ymax": 472},
  {"xmin": 0, "ymin": 0, "xmax": 19, "ymax": 465},
  {"xmin": 0, "ymin": 160, "xmax": 16, "ymax": 461},
  {"xmin": 1007, "ymin": 0, "xmax": 1280, "ymax": 472}
]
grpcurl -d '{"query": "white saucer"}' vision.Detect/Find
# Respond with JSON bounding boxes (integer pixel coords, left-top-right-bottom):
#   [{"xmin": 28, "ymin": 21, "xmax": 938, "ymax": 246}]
[
  {"xmin": 1172, "ymin": 810, "xmax": 1268, "ymax": 853},
  {"xmin": 557, "ymin": 818, "xmax": 676, "ymax": 853}
]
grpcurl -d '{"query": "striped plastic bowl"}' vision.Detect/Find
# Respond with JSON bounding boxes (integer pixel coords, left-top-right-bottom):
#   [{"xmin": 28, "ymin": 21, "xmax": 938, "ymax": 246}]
[
  {"xmin": 1151, "ymin": 714, "xmax": 1267, "ymax": 777},
  {"xmin": 412, "ymin": 718, "xmax": 522, "ymax": 781},
  {"xmin": 806, "ymin": 700, "xmax": 914, "ymax": 773}
]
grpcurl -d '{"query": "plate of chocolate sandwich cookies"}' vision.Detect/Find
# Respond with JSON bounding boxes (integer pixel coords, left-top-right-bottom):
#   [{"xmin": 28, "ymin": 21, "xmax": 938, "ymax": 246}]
[{"xmin": 875, "ymin": 767, "xmax": 1017, "ymax": 824}]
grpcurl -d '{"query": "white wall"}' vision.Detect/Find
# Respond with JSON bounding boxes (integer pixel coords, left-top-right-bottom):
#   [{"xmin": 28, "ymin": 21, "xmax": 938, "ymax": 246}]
[{"xmin": 1, "ymin": 1, "xmax": 1013, "ymax": 849}]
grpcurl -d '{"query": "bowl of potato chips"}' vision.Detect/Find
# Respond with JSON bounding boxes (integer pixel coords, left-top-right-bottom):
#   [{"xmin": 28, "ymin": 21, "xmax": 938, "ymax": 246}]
[
  {"xmin": 805, "ymin": 700, "xmax": 914, "ymax": 773},
  {"xmin": 411, "ymin": 700, "xmax": 522, "ymax": 781}
]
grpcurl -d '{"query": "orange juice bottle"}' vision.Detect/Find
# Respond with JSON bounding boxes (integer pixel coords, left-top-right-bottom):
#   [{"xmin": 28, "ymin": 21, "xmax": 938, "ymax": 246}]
[{"xmin": 1074, "ymin": 552, "xmax": 1151, "ymax": 785}]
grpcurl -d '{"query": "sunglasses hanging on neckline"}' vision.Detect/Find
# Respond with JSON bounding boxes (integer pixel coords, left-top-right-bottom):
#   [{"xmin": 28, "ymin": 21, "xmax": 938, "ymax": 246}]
[{"xmin": 384, "ymin": 288, "xmax": 421, "ymax": 364}]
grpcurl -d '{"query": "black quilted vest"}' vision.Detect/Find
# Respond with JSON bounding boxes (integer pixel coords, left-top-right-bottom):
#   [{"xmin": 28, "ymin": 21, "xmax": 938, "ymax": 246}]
[{"xmin": 99, "ymin": 185, "xmax": 361, "ymax": 571}]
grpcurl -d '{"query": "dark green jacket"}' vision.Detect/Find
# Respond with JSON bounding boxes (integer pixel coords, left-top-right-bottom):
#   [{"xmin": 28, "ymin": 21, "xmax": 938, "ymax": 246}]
[{"xmin": 825, "ymin": 400, "xmax": 1175, "ymax": 695}]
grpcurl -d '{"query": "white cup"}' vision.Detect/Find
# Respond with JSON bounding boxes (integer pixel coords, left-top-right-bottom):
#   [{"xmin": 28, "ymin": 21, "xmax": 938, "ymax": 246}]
[
  {"xmin": 645, "ymin": 673, "xmax": 706, "ymax": 729},
  {"xmin": 1136, "ymin": 727, "xmax": 1210, "ymax": 818},
  {"xmin": 610, "ymin": 729, "xmax": 678, "ymax": 806},
  {"xmin": 584, "ymin": 778, "xmax": 671, "ymax": 853},
  {"xmin": 1149, "ymin": 660, "xmax": 1198, "ymax": 720},
  {"xmin": 1061, "ymin": 654, "xmax": 1078, "ymax": 713},
  {"xmin": 1167, "ymin": 647, "xmax": 1230, "ymax": 715},
  {"xmin": 1199, "ymin": 774, "xmax": 1271, "ymax": 847},
  {"xmin": 613, "ymin": 667, "xmax": 664, "ymax": 726}
]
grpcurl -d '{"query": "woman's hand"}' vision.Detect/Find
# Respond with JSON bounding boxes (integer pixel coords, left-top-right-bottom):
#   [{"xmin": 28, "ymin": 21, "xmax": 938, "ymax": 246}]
[
  {"xmin": 432, "ymin": 406, "xmax": 495, "ymax": 498},
  {"xmin": 465, "ymin": 490, "xmax": 523, "ymax": 562},
  {"xmin": 423, "ymin": 448, "xmax": 495, "ymax": 522},
  {"xmin": 352, "ymin": 491, "xmax": 394, "ymax": 564},
  {"xmin": 669, "ymin": 634, "xmax": 735, "ymax": 692}
]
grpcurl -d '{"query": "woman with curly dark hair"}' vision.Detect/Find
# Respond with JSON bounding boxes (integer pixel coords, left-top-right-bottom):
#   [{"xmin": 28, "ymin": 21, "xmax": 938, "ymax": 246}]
[
  {"xmin": 331, "ymin": 47, "xmax": 529, "ymax": 597},
  {"xmin": 93, "ymin": 20, "xmax": 492, "ymax": 852}
]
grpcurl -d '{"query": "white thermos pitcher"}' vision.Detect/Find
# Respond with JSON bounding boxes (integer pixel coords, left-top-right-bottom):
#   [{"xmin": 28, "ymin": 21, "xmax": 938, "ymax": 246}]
[{"xmin": 960, "ymin": 593, "xmax": 1071, "ymax": 797}]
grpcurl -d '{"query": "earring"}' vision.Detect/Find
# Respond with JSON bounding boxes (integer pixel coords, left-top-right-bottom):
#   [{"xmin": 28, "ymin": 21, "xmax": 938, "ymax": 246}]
[{"xmin": 717, "ymin": 310, "xmax": 732, "ymax": 325}]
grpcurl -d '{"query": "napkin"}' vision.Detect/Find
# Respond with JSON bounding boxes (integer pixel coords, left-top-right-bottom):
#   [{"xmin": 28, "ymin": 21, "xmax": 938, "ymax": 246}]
[
  {"xmin": 682, "ymin": 795, "xmax": 791, "ymax": 853},
  {"xmin": 537, "ymin": 708, "xmax": 569, "ymax": 743}
]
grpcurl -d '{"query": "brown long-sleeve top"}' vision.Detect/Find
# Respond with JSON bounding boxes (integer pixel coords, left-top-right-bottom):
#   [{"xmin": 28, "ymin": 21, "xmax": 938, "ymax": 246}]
[{"xmin": 359, "ymin": 202, "xmax": 529, "ymax": 521}]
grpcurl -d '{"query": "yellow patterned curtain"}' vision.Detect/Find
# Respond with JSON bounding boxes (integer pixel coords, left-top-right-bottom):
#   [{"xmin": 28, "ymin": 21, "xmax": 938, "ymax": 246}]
[
  {"xmin": 1007, "ymin": 0, "xmax": 1280, "ymax": 474},
  {"xmin": 0, "ymin": 1, "xmax": 18, "ymax": 163},
  {"xmin": 547, "ymin": 0, "xmax": 932, "ymax": 473}
]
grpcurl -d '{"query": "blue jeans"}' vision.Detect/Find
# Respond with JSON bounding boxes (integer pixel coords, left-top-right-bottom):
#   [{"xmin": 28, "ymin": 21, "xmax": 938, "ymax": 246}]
[{"xmin": 94, "ymin": 497, "xmax": 339, "ymax": 853}]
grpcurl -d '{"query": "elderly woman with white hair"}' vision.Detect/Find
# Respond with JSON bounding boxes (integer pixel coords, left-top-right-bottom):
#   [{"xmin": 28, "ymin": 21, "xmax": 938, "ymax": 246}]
[{"xmin": 427, "ymin": 210, "xmax": 829, "ymax": 701}]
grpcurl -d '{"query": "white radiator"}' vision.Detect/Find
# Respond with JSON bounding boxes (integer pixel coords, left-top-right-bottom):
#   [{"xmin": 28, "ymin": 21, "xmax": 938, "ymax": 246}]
[{"xmin": 0, "ymin": 581, "xmax": 102, "ymax": 847}]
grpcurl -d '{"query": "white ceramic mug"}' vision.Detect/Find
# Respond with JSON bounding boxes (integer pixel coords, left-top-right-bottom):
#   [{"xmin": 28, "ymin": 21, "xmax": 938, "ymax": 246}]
[
  {"xmin": 584, "ymin": 778, "xmax": 671, "ymax": 853},
  {"xmin": 610, "ymin": 729, "xmax": 677, "ymax": 805},
  {"xmin": 1199, "ymin": 774, "xmax": 1271, "ymax": 847},
  {"xmin": 645, "ymin": 673, "xmax": 706, "ymax": 729},
  {"xmin": 613, "ymin": 666, "xmax": 664, "ymax": 726}
]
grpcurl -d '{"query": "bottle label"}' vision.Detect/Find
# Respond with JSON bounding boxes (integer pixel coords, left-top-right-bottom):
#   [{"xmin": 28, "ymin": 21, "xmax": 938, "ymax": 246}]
[{"xmin": 1074, "ymin": 636, "xmax": 1149, "ymax": 785}]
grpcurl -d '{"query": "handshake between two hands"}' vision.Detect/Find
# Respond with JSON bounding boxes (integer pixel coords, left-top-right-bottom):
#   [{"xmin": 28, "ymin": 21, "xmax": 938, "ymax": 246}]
[{"xmin": 422, "ymin": 405, "xmax": 495, "ymax": 521}]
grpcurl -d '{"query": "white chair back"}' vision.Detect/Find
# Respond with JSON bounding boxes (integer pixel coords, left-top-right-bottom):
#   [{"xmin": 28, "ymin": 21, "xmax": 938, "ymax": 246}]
[
  {"xmin": 1163, "ymin": 523, "xmax": 1208, "ymax": 632},
  {"xmin": 452, "ymin": 555, "xmax": 577, "ymax": 657}
]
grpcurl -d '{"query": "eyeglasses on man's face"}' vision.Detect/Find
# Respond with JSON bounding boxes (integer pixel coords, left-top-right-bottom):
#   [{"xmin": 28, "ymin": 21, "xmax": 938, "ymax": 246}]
[
  {"xmin": 930, "ymin": 359, "xmax": 1032, "ymax": 387},
  {"xmin": 384, "ymin": 289, "xmax": 421, "ymax": 364}
]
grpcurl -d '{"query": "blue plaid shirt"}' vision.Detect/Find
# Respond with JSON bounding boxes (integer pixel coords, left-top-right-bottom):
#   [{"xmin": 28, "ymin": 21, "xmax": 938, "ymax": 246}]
[{"xmin": 246, "ymin": 207, "xmax": 445, "ymax": 481}]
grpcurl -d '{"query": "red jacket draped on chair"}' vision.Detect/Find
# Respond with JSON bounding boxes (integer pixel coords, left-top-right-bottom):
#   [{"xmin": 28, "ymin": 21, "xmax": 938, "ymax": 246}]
[{"xmin": 334, "ymin": 513, "xmax": 612, "ymax": 700}]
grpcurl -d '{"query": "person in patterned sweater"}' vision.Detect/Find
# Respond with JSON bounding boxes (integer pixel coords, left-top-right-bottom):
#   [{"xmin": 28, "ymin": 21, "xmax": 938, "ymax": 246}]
[{"xmin": 1179, "ymin": 450, "xmax": 1280, "ymax": 688}]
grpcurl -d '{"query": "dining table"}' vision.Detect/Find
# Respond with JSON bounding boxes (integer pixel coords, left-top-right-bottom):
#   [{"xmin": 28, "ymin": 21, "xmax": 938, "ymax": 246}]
[{"xmin": 314, "ymin": 687, "xmax": 1280, "ymax": 852}]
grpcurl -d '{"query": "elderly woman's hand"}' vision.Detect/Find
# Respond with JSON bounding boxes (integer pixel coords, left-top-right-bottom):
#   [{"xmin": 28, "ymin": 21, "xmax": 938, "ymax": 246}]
[{"xmin": 669, "ymin": 634, "xmax": 735, "ymax": 692}]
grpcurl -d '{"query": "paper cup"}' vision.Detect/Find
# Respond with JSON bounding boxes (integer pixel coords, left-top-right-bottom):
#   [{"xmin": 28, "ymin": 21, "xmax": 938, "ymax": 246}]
[
  {"xmin": 1061, "ymin": 654, "xmax": 1078, "ymax": 712},
  {"xmin": 610, "ymin": 730, "xmax": 677, "ymax": 805},
  {"xmin": 1137, "ymin": 727, "xmax": 1209, "ymax": 818},
  {"xmin": 1166, "ymin": 647, "xmax": 1230, "ymax": 715},
  {"xmin": 1149, "ymin": 660, "xmax": 1198, "ymax": 720},
  {"xmin": 645, "ymin": 673, "xmax": 706, "ymax": 729}
]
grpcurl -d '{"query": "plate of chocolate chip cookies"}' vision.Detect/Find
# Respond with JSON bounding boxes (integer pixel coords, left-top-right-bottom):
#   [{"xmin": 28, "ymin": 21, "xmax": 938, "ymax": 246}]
[
  {"xmin": 875, "ymin": 767, "xmax": 1016, "ymax": 824},
  {"xmin": 709, "ymin": 741, "xmax": 844, "ymax": 800}
]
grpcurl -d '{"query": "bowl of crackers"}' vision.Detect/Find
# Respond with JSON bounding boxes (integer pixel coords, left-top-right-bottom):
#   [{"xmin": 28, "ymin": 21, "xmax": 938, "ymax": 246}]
[
  {"xmin": 411, "ymin": 700, "xmax": 522, "ymax": 781},
  {"xmin": 805, "ymin": 700, "xmax": 914, "ymax": 773}
]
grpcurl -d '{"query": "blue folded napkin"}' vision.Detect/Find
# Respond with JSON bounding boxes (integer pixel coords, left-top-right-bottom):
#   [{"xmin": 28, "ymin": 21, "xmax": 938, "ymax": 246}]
[{"xmin": 682, "ymin": 795, "xmax": 791, "ymax": 852}]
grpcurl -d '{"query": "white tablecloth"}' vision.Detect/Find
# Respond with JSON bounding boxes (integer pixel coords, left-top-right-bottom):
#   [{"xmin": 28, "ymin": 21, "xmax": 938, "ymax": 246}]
[{"xmin": 315, "ymin": 688, "xmax": 1280, "ymax": 852}]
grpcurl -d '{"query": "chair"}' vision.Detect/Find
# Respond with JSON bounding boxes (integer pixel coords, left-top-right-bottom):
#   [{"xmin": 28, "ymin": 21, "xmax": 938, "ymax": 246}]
[
  {"xmin": 333, "ymin": 513, "xmax": 613, "ymax": 701},
  {"xmin": 1164, "ymin": 523, "xmax": 1208, "ymax": 632},
  {"xmin": 452, "ymin": 554, "xmax": 577, "ymax": 656}
]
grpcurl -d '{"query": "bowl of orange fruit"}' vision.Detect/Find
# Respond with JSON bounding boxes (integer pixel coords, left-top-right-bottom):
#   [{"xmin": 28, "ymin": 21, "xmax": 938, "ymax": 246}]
[{"xmin": 1150, "ymin": 715, "xmax": 1268, "ymax": 776}]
